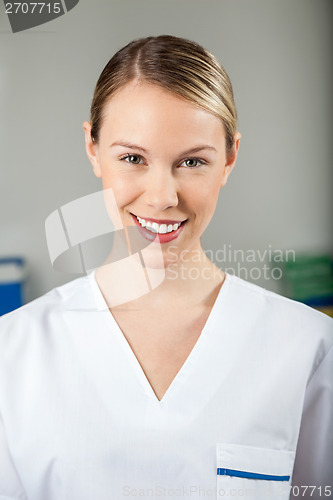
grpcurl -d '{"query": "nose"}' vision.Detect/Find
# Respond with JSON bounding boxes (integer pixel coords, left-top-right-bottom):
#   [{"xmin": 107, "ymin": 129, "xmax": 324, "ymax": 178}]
[{"xmin": 144, "ymin": 166, "xmax": 178, "ymax": 211}]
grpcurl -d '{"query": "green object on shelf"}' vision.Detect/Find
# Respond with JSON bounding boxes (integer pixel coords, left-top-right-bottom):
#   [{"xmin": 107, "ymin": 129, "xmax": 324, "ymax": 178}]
[
  {"xmin": 278, "ymin": 254, "xmax": 333, "ymax": 282},
  {"xmin": 272, "ymin": 253, "xmax": 333, "ymax": 314},
  {"xmin": 286, "ymin": 278, "xmax": 333, "ymax": 302}
]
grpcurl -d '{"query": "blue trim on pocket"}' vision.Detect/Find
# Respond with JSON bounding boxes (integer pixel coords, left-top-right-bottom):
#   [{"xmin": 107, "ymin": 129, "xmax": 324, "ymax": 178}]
[{"xmin": 217, "ymin": 468, "xmax": 290, "ymax": 481}]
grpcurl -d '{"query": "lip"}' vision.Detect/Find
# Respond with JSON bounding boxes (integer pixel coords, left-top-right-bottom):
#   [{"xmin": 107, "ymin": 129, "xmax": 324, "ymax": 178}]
[
  {"xmin": 130, "ymin": 213, "xmax": 186, "ymax": 225},
  {"xmin": 130, "ymin": 213, "xmax": 187, "ymax": 244}
]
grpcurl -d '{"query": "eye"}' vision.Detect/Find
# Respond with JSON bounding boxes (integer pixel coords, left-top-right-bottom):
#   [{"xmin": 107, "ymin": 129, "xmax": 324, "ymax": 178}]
[
  {"xmin": 120, "ymin": 154, "xmax": 144, "ymax": 165},
  {"xmin": 180, "ymin": 157, "xmax": 207, "ymax": 168}
]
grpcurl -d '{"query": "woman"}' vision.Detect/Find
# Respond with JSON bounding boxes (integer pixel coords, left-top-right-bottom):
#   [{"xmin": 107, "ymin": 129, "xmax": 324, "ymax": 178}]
[{"xmin": 0, "ymin": 35, "xmax": 332, "ymax": 500}]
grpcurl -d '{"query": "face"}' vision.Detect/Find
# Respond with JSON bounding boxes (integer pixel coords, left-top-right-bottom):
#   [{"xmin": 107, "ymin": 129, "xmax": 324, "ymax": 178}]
[{"xmin": 83, "ymin": 81, "xmax": 240, "ymax": 268}]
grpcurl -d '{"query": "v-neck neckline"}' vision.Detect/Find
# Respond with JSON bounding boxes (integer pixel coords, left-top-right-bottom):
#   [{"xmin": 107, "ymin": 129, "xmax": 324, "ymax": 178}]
[{"xmin": 87, "ymin": 270, "xmax": 231, "ymax": 406}]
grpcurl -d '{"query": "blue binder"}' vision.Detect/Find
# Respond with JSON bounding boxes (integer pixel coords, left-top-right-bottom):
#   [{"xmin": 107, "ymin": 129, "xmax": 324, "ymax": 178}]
[{"xmin": 0, "ymin": 257, "xmax": 26, "ymax": 316}]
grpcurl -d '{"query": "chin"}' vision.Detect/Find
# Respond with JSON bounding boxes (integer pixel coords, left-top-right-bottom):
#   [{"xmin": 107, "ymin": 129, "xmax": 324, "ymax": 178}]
[{"xmin": 140, "ymin": 244, "xmax": 167, "ymax": 270}]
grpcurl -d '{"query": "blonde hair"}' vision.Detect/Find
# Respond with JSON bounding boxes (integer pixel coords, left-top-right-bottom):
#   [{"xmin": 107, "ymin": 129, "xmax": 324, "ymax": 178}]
[{"xmin": 90, "ymin": 35, "xmax": 238, "ymax": 154}]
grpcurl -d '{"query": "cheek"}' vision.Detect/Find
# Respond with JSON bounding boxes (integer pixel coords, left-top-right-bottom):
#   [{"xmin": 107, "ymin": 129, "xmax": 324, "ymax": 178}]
[
  {"xmin": 187, "ymin": 179, "xmax": 221, "ymax": 218},
  {"xmin": 101, "ymin": 173, "xmax": 139, "ymax": 210}
]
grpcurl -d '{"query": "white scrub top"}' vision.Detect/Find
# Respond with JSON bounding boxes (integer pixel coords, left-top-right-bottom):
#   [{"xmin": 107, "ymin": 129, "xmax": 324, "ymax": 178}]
[{"xmin": 0, "ymin": 271, "xmax": 332, "ymax": 500}]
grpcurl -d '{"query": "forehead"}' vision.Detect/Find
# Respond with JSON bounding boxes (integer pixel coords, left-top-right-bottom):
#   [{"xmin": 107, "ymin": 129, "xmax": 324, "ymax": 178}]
[{"xmin": 98, "ymin": 82, "xmax": 226, "ymax": 151}]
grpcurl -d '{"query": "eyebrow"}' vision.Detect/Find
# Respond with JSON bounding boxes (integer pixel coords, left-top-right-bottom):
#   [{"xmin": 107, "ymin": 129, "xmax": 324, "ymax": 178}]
[{"xmin": 109, "ymin": 141, "xmax": 217, "ymax": 156}]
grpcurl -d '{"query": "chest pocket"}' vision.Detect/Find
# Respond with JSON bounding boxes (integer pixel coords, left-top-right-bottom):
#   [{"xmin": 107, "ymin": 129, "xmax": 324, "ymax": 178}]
[{"xmin": 216, "ymin": 443, "xmax": 295, "ymax": 499}]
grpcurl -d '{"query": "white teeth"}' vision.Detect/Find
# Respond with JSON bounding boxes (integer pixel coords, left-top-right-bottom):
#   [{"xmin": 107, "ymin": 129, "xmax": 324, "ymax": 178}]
[{"xmin": 135, "ymin": 215, "xmax": 182, "ymax": 234}]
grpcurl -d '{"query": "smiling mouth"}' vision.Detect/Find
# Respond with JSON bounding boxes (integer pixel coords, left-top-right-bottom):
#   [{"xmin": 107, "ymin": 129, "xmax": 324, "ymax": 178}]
[{"xmin": 130, "ymin": 213, "xmax": 187, "ymax": 234}]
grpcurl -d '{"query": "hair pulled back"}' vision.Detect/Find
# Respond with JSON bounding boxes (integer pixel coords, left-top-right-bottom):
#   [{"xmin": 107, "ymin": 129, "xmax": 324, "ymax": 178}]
[{"xmin": 90, "ymin": 35, "xmax": 238, "ymax": 153}]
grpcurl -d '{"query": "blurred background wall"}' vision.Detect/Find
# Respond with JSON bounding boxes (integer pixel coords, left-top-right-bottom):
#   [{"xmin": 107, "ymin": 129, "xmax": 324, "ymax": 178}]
[{"xmin": 0, "ymin": 0, "xmax": 332, "ymax": 305}]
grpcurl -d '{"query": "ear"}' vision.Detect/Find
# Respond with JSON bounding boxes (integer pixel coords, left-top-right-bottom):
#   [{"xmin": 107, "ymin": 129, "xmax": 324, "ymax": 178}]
[
  {"xmin": 220, "ymin": 131, "xmax": 241, "ymax": 187},
  {"xmin": 82, "ymin": 121, "xmax": 102, "ymax": 178}
]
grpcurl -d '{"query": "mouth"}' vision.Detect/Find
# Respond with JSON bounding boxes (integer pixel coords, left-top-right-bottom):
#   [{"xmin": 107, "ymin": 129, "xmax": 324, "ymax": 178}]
[{"xmin": 130, "ymin": 213, "xmax": 188, "ymax": 243}]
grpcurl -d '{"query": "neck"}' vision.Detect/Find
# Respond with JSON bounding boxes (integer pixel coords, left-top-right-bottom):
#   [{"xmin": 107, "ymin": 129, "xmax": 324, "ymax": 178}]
[
  {"xmin": 95, "ymin": 241, "xmax": 225, "ymax": 310},
  {"xmin": 161, "ymin": 247, "xmax": 224, "ymax": 301}
]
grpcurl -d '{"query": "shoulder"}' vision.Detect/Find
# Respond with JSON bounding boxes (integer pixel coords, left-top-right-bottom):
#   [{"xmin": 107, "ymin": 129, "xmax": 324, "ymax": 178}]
[
  {"xmin": 225, "ymin": 273, "xmax": 333, "ymax": 371},
  {"xmin": 0, "ymin": 273, "xmax": 94, "ymax": 351},
  {"xmin": 226, "ymin": 272, "xmax": 332, "ymax": 329}
]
